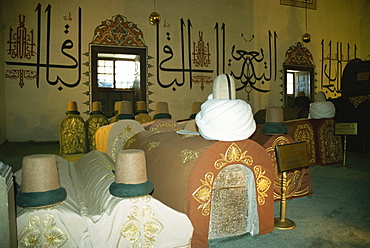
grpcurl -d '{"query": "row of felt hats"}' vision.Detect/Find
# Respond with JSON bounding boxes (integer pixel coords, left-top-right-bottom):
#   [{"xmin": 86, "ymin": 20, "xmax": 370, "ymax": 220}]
[{"xmin": 16, "ymin": 149, "xmax": 152, "ymax": 208}]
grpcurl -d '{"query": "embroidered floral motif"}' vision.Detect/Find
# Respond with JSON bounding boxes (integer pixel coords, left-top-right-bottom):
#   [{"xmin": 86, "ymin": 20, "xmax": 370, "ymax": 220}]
[
  {"xmin": 148, "ymin": 141, "xmax": 160, "ymax": 152},
  {"xmin": 253, "ymin": 165, "xmax": 271, "ymax": 205},
  {"xmin": 124, "ymin": 138, "xmax": 136, "ymax": 149},
  {"xmin": 214, "ymin": 143, "xmax": 253, "ymax": 170},
  {"xmin": 192, "ymin": 172, "xmax": 214, "ymax": 216},
  {"xmin": 180, "ymin": 149, "xmax": 200, "ymax": 166},
  {"xmin": 293, "ymin": 124, "xmax": 316, "ymax": 165},
  {"xmin": 151, "ymin": 122, "xmax": 181, "ymax": 131},
  {"xmin": 19, "ymin": 214, "xmax": 68, "ymax": 248},
  {"xmin": 182, "ymin": 134, "xmax": 196, "ymax": 139},
  {"xmin": 121, "ymin": 205, "xmax": 164, "ymax": 246},
  {"xmin": 111, "ymin": 125, "xmax": 135, "ymax": 161}
]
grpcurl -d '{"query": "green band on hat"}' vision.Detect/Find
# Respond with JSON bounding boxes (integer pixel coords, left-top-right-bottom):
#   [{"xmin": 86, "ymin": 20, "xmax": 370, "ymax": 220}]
[
  {"xmin": 65, "ymin": 111, "xmax": 80, "ymax": 115},
  {"xmin": 261, "ymin": 122, "xmax": 288, "ymax": 135},
  {"xmin": 116, "ymin": 113, "xmax": 135, "ymax": 120},
  {"xmin": 16, "ymin": 187, "xmax": 67, "ymax": 208},
  {"xmin": 109, "ymin": 180, "xmax": 154, "ymax": 197},
  {"xmin": 153, "ymin": 113, "xmax": 171, "ymax": 120},
  {"xmin": 90, "ymin": 111, "xmax": 105, "ymax": 115},
  {"xmin": 137, "ymin": 110, "xmax": 149, "ymax": 114}
]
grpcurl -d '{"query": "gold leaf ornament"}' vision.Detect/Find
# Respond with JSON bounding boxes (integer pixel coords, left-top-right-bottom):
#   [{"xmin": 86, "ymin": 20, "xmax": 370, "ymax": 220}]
[
  {"xmin": 192, "ymin": 172, "xmax": 214, "ymax": 216},
  {"xmin": 214, "ymin": 143, "xmax": 253, "ymax": 170}
]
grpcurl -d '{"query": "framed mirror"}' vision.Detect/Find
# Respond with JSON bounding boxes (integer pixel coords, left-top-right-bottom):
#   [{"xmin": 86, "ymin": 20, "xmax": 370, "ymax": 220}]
[
  {"xmin": 283, "ymin": 64, "xmax": 315, "ymax": 108},
  {"xmin": 282, "ymin": 42, "xmax": 315, "ymax": 109}
]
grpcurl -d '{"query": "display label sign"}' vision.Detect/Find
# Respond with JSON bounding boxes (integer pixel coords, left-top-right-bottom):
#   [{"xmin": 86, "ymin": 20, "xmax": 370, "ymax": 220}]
[
  {"xmin": 275, "ymin": 142, "xmax": 309, "ymax": 173},
  {"xmin": 335, "ymin": 123, "xmax": 358, "ymax": 135}
]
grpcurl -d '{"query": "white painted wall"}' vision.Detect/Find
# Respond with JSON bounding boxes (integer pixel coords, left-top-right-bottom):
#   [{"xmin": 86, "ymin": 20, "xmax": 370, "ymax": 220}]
[{"xmin": 1, "ymin": 0, "xmax": 369, "ymax": 142}]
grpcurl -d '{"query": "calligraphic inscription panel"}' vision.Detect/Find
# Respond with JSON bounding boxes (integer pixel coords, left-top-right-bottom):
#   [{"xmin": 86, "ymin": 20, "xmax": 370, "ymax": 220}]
[{"xmin": 209, "ymin": 165, "xmax": 250, "ymax": 239}]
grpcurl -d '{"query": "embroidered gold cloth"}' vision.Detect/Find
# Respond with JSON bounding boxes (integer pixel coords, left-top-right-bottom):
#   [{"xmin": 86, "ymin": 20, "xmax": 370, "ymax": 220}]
[
  {"xmin": 309, "ymin": 118, "xmax": 343, "ymax": 166},
  {"xmin": 59, "ymin": 114, "xmax": 87, "ymax": 154},
  {"xmin": 86, "ymin": 114, "xmax": 109, "ymax": 151}
]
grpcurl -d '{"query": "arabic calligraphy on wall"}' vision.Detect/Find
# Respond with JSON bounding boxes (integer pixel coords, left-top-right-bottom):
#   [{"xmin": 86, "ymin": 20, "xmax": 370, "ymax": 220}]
[
  {"xmin": 320, "ymin": 39, "xmax": 357, "ymax": 95},
  {"xmin": 5, "ymin": 4, "xmax": 82, "ymax": 90},
  {"xmin": 156, "ymin": 18, "xmax": 278, "ymax": 97}
]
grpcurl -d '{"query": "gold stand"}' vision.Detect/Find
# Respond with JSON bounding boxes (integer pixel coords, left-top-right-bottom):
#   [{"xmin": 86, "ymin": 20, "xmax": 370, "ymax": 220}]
[
  {"xmin": 337, "ymin": 135, "xmax": 351, "ymax": 169},
  {"xmin": 274, "ymin": 171, "xmax": 296, "ymax": 230}
]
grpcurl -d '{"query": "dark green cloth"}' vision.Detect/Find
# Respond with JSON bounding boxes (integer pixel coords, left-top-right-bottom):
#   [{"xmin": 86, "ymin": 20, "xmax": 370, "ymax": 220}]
[
  {"xmin": 109, "ymin": 180, "xmax": 154, "ymax": 197},
  {"xmin": 90, "ymin": 111, "xmax": 105, "ymax": 115},
  {"xmin": 65, "ymin": 111, "xmax": 80, "ymax": 115},
  {"xmin": 189, "ymin": 113, "xmax": 197, "ymax": 119},
  {"xmin": 136, "ymin": 110, "xmax": 149, "ymax": 114},
  {"xmin": 16, "ymin": 187, "xmax": 67, "ymax": 208},
  {"xmin": 116, "ymin": 114, "xmax": 135, "ymax": 120},
  {"xmin": 153, "ymin": 113, "xmax": 172, "ymax": 120},
  {"xmin": 261, "ymin": 122, "xmax": 288, "ymax": 135}
]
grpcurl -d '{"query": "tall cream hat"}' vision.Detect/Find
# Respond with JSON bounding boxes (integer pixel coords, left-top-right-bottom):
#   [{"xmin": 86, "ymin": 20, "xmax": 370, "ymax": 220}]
[
  {"xmin": 16, "ymin": 154, "xmax": 67, "ymax": 208},
  {"xmin": 136, "ymin": 101, "xmax": 148, "ymax": 113},
  {"xmin": 92, "ymin": 101, "xmax": 103, "ymax": 112},
  {"xmin": 113, "ymin": 101, "xmax": 121, "ymax": 114},
  {"xmin": 261, "ymin": 106, "xmax": 288, "ymax": 135},
  {"xmin": 117, "ymin": 101, "xmax": 135, "ymax": 120},
  {"xmin": 109, "ymin": 149, "xmax": 154, "ymax": 197},
  {"xmin": 66, "ymin": 101, "xmax": 80, "ymax": 115},
  {"xmin": 153, "ymin": 102, "xmax": 171, "ymax": 120},
  {"xmin": 67, "ymin": 101, "xmax": 78, "ymax": 111},
  {"xmin": 212, "ymin": 74, "xmax": 236, "ymax": 100}
]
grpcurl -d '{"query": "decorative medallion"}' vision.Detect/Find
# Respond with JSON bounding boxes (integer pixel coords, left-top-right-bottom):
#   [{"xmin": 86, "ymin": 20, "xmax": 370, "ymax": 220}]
[
  {"xmin": 283, "ymin": 42, "xmax": 314, "ymax": 66},
  {"xmin": 92, "ymin": 14, "xmax": 145, "ymax": 46}
]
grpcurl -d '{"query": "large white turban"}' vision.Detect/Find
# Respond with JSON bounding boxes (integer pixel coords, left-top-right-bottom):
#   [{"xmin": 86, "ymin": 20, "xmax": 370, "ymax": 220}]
[
  {"xmin": 195, "ymin": 98, "xmax": 256, "ymax": 141},
  {"xmin": 309, "ymin": 102, "xmax": 336, "ymax": 119},
  {"xmin": 309, "ymin": 91, "xmax": 336, "ymax": 119}
]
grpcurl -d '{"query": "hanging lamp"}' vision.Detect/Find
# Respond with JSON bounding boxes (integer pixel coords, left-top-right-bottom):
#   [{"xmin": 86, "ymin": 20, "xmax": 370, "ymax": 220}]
[{"xmin": 302, "ymin": 0, "xmax": 311, "ymax": 43}]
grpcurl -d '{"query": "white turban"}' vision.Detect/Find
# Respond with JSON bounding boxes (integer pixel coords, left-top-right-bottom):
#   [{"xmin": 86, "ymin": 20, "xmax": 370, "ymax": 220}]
[
  {"xmin": 195, "ymin": 99, "xmax": 256, "ymax": 141},
  {"xmin": 309, "ymin": 101, "xmax": 336, "ymax": 119},
  {"xmin": 308, "ymin": 91, "xmax": 336, "ymax": 119}
]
